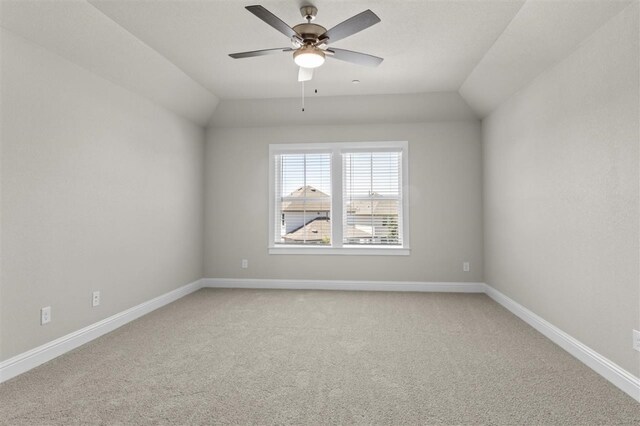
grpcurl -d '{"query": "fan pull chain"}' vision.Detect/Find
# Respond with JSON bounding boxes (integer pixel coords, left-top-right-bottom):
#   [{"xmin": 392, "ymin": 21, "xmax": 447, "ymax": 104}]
[{"xmin": 301, "ymin": 81, "xmax": 305, "ymax": 112}]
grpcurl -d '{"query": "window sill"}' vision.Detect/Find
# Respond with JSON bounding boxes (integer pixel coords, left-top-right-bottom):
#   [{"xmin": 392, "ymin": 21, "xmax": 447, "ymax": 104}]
[{"xmin": 268, "ymin": 246, "xmax": 411, "ymax": 256}]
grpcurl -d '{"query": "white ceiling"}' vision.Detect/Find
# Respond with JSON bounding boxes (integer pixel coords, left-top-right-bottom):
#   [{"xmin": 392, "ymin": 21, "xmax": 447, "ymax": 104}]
[
  {"xmin": 0, "ymin": 0, "xmax": 633, "ymax": 123},
  {"xmin": 88, "ymin": 0, "xmax": 525, "ymax": 100}
]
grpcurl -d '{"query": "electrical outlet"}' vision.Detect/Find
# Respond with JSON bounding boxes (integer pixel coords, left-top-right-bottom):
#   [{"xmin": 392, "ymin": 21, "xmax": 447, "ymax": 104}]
[
  {"xmin": 463, "ymin": 262, "xmax": 470, "ymax": 272},
  {"xmin": 41, "ymin": 306, "xmax": 51, "ymax": 325},
  {"xmin": 241, "ymin": 259, "xmax": 248, "ymax": 269},
  {"xmin": 92, "ymin": 291, "xmax": 101, "ymax": 307},
  {"xmin": 633, "ymin": 330, "xmax": 640, "ymax": 352}
]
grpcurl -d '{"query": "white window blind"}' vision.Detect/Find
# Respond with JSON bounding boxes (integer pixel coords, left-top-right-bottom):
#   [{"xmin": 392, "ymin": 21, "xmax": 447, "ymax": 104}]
[
  {"xmin": 343, "ymin": 151, "xmax": 402, "ymax": 246},
  {"xmin": 274, "ymin": 153, "xmax": 332, "ymax": 245}
]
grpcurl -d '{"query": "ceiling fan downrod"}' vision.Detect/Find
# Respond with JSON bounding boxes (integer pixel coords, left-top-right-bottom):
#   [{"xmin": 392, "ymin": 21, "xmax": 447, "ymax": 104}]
[{"xmin": 300, "ymin": 5, "xmax": 317, "ymax": 23}]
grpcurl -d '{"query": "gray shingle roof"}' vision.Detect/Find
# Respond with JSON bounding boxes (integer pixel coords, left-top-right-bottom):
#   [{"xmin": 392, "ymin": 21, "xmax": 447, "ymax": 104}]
[
  {"xmin": 283, "ymin": 217, "xmax": 375, "ymax": 242},
  {"xmin": 283, "ymin": 217, "xmax": 331, "ymax": 242}
]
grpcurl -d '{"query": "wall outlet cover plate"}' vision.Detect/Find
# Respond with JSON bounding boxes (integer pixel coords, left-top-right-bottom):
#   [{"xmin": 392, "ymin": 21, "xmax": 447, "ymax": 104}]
[{"xmin": 41, "ymin": 306, "xmax": 51, "ymax": 325}]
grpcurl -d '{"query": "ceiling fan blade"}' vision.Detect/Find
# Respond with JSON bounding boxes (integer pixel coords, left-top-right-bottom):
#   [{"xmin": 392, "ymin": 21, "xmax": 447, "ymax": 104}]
[
  {"xmin": 229, "ymin": 47, "xmax": 292, "ymax": 59},
  {"xmin": 245, "ymin": 5, "xmax": 298, "ymax": 39},
  {"xmin": 327, "ymin": 48, "xmax": 383, "ymax": 67},
  {"xmin": 298, "ymin": 67, "xmax": 314, "ymax": 82},
  {"xmin": 321, "ymin": 10, "xmax": 380, "ymax": 44}
]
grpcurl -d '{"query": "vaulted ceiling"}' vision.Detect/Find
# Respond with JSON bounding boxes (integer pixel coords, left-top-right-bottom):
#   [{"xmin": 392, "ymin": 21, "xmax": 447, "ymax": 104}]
[{"xmin": 0, "ymin": 0, "xmax": 631, "ymax": 125}]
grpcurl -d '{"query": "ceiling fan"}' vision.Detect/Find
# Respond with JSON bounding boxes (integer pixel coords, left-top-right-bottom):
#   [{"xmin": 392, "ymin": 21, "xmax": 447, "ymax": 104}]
[{"xmin": 229, "ymin": 5, "xmax": 383, "ymax": 82}]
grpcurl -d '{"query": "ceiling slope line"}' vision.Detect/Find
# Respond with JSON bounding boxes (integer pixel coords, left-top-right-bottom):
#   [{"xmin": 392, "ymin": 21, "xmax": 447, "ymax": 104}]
[
  {"xmin": 456, "ymin": 0, "xmax": 528, "ymax": 111},
  {"xmin": 458, "ymin": 0, "xmax": 633, "ymax": 118},
  {"xmin": 504, "ymin": 0, "xmax": 638, "ymax": 105},
  {"xmin": 0, "ymin": 27, "xmax": 203, "ymax": 129},
  {"xmin": 85, "ymin": 0, "xmax": 220, "ymax": 125}
]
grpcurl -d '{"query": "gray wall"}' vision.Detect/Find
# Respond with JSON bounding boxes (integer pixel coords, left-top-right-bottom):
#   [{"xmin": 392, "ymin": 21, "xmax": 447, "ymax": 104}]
[
  {"xmin": 0, "ymin": 30, "xmax": 205, "ymax": 361},
  {"xmin": 205, "ymin": 120, "xmax": 483, "ymax": 283},
  {"xmin": 482, "ymin": 3, "xmax": 639, "ymax": 375}
]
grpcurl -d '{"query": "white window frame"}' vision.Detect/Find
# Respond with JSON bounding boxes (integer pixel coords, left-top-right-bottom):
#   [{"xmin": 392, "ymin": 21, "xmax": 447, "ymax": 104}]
[{"xmin": 268, "ymin": 141, "xmax": 410, "ymax": 256}]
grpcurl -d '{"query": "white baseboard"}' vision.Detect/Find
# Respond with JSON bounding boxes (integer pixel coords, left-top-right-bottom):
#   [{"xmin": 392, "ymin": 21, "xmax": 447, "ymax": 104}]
[
  {"xmin": 484, "ymin": 284, "xmax": 640, "ymax": 402},
  {"xmin": 3, "ymin": 277, "xmax": 638, "ymax": 404},
  {"xmin": 0, "ymin": 279, "xmax": 203, "ymax": 384},
  {"xmin": 202, "ymin": 278, "xmax": 486, "ymax": 293}
]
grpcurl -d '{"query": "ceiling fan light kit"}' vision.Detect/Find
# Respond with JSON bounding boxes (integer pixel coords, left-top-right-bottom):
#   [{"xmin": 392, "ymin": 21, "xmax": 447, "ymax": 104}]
[
  {"xmin": 229, "ymin": 4, "xmax": 383, "ymax": 82},
  {"xmin": 293, "ymin": 47, "xmax": 325, "ymax": 68}
]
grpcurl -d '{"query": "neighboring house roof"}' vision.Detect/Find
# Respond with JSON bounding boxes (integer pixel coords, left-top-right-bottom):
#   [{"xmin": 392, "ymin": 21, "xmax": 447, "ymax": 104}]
[
  {"xmin": 281, "ymin": 185, "xmax": 330, "ymax": 212},
  {"xmin": 283, "ymin": 217, "xmax": 331, "ymax": 242},
  {"xmin": 346, "ymin": 197, "xmax": 399, "ymax": 216},
  {"xmin": 344, "ymin": 226, "xmax": 374, "ymax": 239},
  {"xmin": 283, "ymin": 217, "xmax": 374, "ymax": 242},
  {"xmin": 281, "ymin": 186, "xmax": 399, "ymax": 216}
]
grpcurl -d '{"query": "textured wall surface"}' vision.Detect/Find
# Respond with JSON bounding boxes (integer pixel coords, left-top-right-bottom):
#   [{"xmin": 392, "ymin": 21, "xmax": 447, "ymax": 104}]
[
  {"xmin": 205, "ymin": 121, "xmax": 483, "ymax": 284},
  {"xmin": 482, "ymin": 3, "xmax": 639, "ymax": 375},
  {"xmin": 0, "ymin": 30, "xmax": 205, "ymax": 361},
  {"xmin": 210, "ymin": 93, "xmax": 478, "ymax": 128}
]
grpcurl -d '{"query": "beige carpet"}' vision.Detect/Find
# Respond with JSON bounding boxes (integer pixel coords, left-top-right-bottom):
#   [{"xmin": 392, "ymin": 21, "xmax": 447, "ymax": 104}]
[{"xmin": 1, "ymin": 288, "xmax": 638, "ymax": 425}]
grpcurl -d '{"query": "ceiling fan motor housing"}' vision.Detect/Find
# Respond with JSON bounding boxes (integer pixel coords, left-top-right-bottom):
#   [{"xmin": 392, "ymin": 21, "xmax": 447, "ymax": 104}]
[{"xmin": 292, "ymin": 23, "xmax": 327, "ymax": 45}]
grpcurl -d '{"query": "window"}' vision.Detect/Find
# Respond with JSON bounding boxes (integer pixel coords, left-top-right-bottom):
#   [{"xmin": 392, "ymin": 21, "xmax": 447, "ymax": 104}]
[
  {"xmin": 269, "ymin": 142, "xmax": 409, "ymax": 255},
  {"xmin": 274, "ymin": 153, "xmax": 332, "ymax": 246},
  {"xmin": 343, "ymin": 151, "xmax": 402, "ymax": 246}
]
